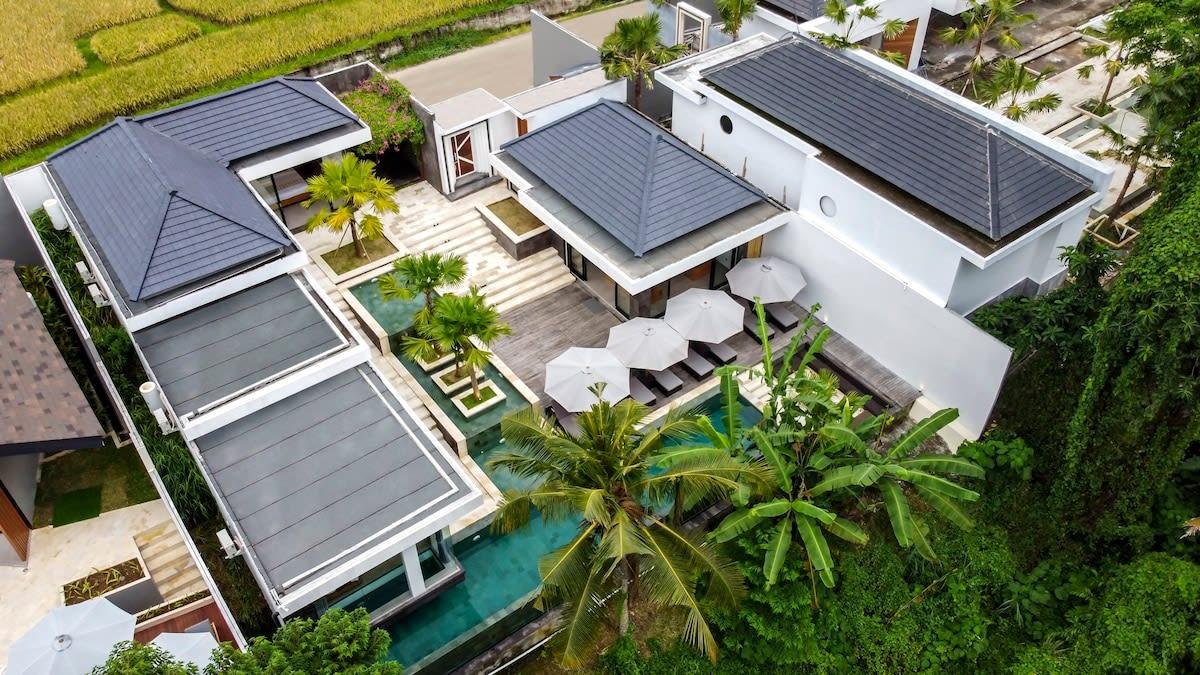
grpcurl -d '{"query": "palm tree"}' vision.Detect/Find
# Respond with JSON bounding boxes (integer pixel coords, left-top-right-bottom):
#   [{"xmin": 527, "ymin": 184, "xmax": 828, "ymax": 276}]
[
  {"xmin": 378, "ymin": 251, "xmax": 467, "ymax": 325},
  {"xmin": 1075, "ymin": 23, "xmax": 1136, "ymax": 116},
  {"xmin": 401, "ymin": 286, "xmax": 510, "ymax": 399},
  {"xmin": 978, "ymin": 58, "xmax": 1062, "ymax": 121},
  {"xmin": 715, "ymin": 0, "xmax": 757, "ymax": 41},
  {"xmin": 600, "ymin": 14, "xmax": 686, "ymax": 111},
  {"xmin": 707, "ymin": 305, "xmax": 983, "ymax": 596},
  {"xmin": 938, "ymin": 0, "xmax": 1034, "ymax": 94},
  {"xmin": 1087, "ymin": 125, "xmax": 1159, "ymax": 219},
  {"xmin": 489, "ymin": 396, "xmax": 767, "ymax": 666},
  {"xmin": 303, "ymin": 154, "xmax": 398, "ymax": 259},
  {"xmin": 815, "ymin": 0, "xmax": 908, "ymax": 66}
]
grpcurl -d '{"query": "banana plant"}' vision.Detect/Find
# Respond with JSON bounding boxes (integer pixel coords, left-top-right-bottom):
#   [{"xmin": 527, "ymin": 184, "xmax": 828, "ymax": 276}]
[{"xmin": 708, "ymin": 302, "xmax": 984, "ymax": 590}]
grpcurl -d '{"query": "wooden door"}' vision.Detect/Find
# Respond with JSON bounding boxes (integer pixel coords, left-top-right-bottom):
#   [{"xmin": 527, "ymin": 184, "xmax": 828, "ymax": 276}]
[
  {"xmin": 517, "ymin": 118, "xmax": 529, "ymax": 137},
  {"xmin": 451, "ymin": 131, "xmax": 475, "ymax": 178},
  {"xmin": 0, "ymin": 481, "xmax": 30, "ymax": 561}
]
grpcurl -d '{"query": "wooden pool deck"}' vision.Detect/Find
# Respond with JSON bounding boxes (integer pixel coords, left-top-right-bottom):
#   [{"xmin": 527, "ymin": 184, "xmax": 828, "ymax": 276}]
[{"xmin": 492, "ymin": 283, "xmax": 919, "ymax": 415}]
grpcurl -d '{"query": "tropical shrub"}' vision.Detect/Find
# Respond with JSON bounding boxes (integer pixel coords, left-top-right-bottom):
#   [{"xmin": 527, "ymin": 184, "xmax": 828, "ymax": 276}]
[
  {"xmin": 96, "ymin": 640, "xmax": 197, "ymax": 674},
  {"xmin": 0, "ymin": 1, "xmax": 86, "ymax": 97},
  {"xmin": 339, "ymin": 75, "xmax": 425, "ymax": 158},
  {"xmin": 166, "ymin": 0, "xmax": 330, "ymax": 24},
  {"xmin": 211, "ymin": 608, "xmax": 402, "ymax": 674},
  {"xmin": 0, "ymin": 0, "xmax": 516, "ymax": 159},
  {"xmin": 90, "ymin": 15, "xmax": 202, "ymax": 65},
  {"xmin": 304, "ymin": 154, "xmax": 398, "ymax": 259},
  {"xmin": 402, "ymin": 286, "xmax": 510, "ymax": 399},
  {"xmin": 378, "ymin": 251, "xmax": 467, "ymax": 325}
]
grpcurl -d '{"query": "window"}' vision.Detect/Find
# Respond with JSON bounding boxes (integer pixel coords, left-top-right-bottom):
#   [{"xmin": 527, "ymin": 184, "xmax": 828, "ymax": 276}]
[
  {"xmin": 615, "ymin": 286, "xmax": 634, "ymax": 318},
  {"xmin": 819, "ymin": 195, "xmax": 837, "ymax": 218},
  {"xmin": 565, "ymin": 243, "xmax": 586, "ymax": 279},
  {"xmin": 719, "ymin": 115, "xmax": 734, "ymax": 134}
]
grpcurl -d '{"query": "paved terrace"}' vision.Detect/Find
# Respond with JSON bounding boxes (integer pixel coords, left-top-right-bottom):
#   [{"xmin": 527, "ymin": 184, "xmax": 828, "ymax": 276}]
[{"xmin": 492, "ymin": 283, "xmax": 920, "ymax": 415}]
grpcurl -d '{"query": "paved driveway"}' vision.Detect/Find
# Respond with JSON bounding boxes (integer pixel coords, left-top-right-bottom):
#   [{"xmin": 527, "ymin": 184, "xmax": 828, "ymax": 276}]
[{"xmin": 390, "ymin": 1, "xmax": 645, "ymax": 104}]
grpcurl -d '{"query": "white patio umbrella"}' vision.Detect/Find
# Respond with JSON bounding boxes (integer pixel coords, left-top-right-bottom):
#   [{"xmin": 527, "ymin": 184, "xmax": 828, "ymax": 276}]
[
  {"xmin": 605, "ymin": 318, "xmax": 689, "ymax": 371},
  {"xmin": 7, "ymin": 598, "xmax": 135, "ymax": 675},
  {"xmin": 726, "ymin": 256, "xmax": 807, "ymax": 304},
  {"xmin": 151, "ymin": 631, "xmax": 220, "ymax": 670},
  {"xmin": 544, "ymin": 347, "xmax": 630, "ymax": 412},
  {"xmin": 663, "ymin": 288, "xmax": 745, "ymax": 344}
]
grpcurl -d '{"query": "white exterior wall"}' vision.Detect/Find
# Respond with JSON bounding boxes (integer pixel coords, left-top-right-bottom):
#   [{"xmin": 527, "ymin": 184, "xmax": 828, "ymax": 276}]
[
  {"xmin": 765, "ymin": 218, "xmax": 1013, "ymax": 439},
  {"xmin": 519, "ymin": 79, "xmax": 626, "ymax": 131}
]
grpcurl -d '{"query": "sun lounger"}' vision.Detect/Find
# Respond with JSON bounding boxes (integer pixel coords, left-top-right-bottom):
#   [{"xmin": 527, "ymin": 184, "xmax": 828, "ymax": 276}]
[
  {"xmin": 681, "ymin": 349, "xmax": 716, "ymax": 379},
  {"xmin": 765, "ymin": 303, "xmax": 800, "ymax": 331},
  {"xmin": 645, "ymin": 368, "xmax": 683, "ymax": 395},
  {"xmin": 549, "ymin": 402, "xmax": 581, "ymax": 435},
  {"xmin": 697, "ymin": 341, "xmax": 737, "ymax": 365},
  {"xmin": 629, "ymin": 376, "xmax": 657, "ymax": 406}
]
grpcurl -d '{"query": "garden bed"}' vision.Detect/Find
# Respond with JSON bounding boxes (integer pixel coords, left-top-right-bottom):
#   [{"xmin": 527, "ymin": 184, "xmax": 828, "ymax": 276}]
[
  {"xmin": 451, "ymin": 381, "xmax": 506, "ymax": 417},
  {"xmin": 320, "ymin": 236, "xmax": 399, "ymax": 275},
  {"xmin": 433, "ymin": 365, "xmax": 478, "ymax": 394},
  {"xmin": 63, "ymin": 558, "xmax": 145, "ymax": 605},
  {"xmin": 478, "ymin": 199, "xmax": 551, "ymax": 261}
]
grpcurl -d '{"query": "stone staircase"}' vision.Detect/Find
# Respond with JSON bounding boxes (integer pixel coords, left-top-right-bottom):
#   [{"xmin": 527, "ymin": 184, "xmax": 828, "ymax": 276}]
[
  {"xmin": 134, "ymin": 522, "xmax": 208, "ymax": 602},
  {"xmin": 736, "ymin": 371, "xmax": 771, "ymax": 410}
]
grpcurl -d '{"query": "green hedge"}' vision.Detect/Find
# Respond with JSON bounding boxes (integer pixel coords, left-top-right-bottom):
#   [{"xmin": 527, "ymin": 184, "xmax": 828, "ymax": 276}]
[
  {"xmin": 0, "ymin": 0, "xmax": 516, "ymax": 160},
  {"xmin": 166, "ymin": 0, "xmax": 330, "ymax": 24},
  {"xmin": 90, "ymin": 15, "xmax": 202, "ymax": 65}
]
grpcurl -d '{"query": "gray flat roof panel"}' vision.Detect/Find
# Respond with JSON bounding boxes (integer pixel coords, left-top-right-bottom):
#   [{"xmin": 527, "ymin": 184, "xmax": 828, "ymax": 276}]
[
  {"xmin": 194, "ymin": 367, "xmax": 468, "ymax": 589},
  {"xmin": 134, "ymin": 277, "xmax": 341, "ymax": 416},
  {"xmin": 702, "ymin": 37, "xmax": 1092, "ymax": 240},
  {"xmin": 137, "ymin": 78, "xmax": 359, "ymax": 163},
  {"xmin": 501, "ymin": 101, "xmax": 767, "ymax": 256}
]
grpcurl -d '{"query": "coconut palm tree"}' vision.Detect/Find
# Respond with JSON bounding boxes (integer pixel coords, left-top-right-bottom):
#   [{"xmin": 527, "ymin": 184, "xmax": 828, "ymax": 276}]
[
  {"xmin": 938, "ymin": 0, "xmax": 1034, "ymax": 94},
  {"xmin": 978, "ymin": 57, "xmax": 1062, "ymax": 121},
  {"xmin": 600, "ymin": 14, "xmax": 687, "ymax": 111},
  {"xmin": 378, "ymin": 251, "xmax": 467, "ymax": 325},
  {"xmin": 815, "ymin": 0, "xmax": 908, "ymax": 66},
  {"xmin": 1087, "ymin": 125, "xmax": 1160, "ymax": 220},
  {"xmin": 490, "ymin": 395, "xmax": 769, "ymax": 666},
  {"xmin": 1075, "ymin": 23, "xmax": 1137, "ymax": 116},
  {"xmin": 716, "ymin": 0, "xmax": 757, "ymax": 41},
  {"xmin": 401, "ymin": 286, "xmax": 510, "ymax": 399},
  {"xmin": 303, "ymin": 154, "xmax": 398, "ymax": 259},
  {"xmin": 707, "ymin": 305, "xmax": 982, "ymax": 596}
]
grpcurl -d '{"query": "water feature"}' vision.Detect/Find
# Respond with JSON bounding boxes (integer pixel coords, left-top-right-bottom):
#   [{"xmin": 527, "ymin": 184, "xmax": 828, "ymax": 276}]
[
  {"xmin": 382, "ymin": 393, "xmax": 761, "ymax": 673},
  {"xmin": 349, "ymin": 274, "xmax": 427, "ymax": 335}
]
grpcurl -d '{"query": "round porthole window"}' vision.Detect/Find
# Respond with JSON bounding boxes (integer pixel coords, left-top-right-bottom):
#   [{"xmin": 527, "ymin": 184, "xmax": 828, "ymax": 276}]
[
  {"xmin": 719, "ymin": 115, "xmax": 733, "ymax": 134},
  {"xmin": 819, "ymin": 195, "xmax": 837, "ymax": 218}
]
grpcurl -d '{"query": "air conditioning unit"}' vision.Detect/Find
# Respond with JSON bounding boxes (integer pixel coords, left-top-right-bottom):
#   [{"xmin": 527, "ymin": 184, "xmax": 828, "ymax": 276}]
[
  {"xmin": 74, "ymin": 260, "xmax": 96, "ymax": 283},
  {"xmin": 87, "ymin": 283, "xmax": 110, "ymax": 308}
]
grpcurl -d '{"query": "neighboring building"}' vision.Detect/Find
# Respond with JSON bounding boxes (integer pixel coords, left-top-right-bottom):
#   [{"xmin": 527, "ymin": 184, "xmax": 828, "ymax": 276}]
[
  {"xmin": 4, "ymin": 76, "xmax": 484, "ymax": 623},
  {"xmin": 0, "ymin": 259, "xmax": 106, "ymax": 564}
]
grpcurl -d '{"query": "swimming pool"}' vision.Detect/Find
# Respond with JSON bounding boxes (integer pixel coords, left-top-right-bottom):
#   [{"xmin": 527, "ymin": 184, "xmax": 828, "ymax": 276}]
[{"xmin": 382, "ymin": 393, "xmax": 760, "ymax": 673}]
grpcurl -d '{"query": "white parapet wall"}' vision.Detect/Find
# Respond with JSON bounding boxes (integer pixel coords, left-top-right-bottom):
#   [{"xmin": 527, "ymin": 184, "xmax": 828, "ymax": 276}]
[{"xmin": 766, "ymin": 216, "xmax": 1013, "ymax": 442}]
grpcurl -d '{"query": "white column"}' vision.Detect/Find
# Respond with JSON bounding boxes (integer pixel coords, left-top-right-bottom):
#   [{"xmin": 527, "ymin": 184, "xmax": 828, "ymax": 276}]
[
  {"xmin": 402, "ymin": 545, "xmax": 427, "ymax": 597},
  {"xmin": 908, "ymin": 6, "xmax": 932, "ymax": 72}
]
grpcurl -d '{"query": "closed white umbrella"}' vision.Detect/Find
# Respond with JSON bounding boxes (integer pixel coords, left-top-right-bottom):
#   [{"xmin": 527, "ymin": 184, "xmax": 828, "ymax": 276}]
[
  {"xmin": 545, "ymin": 347, "xmax": 630, "ymax": 412},
  {"xmin": 664, "ymin": 288, "xmax": 745, "ymax": 343},
  {"xmin": 726, "ymin": 256, "xmax": 807, "ymax": 304},
  {"xmin": 7, "ymin": 598, "xmax": 135, "ymax": 675},
  {"xmin": 151, "ymin": 632, "xmax": 219, "ymax": 670},
  {"xmin": 605, "ymin": 318, "xmax": 689, "ymax": 371}
]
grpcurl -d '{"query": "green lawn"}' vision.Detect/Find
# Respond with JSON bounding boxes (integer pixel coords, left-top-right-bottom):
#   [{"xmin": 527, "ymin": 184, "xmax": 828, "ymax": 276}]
[
  {"xmin": 33, "ymin": 441, "xmax": 158, "ymax": 528},
  {"xmin": 320, "ymin": 235, "xmax": 398, "ymax": 274},
  {"xmin": 488, "ymin": 197, "xmax": 544, "ymax": 235}
]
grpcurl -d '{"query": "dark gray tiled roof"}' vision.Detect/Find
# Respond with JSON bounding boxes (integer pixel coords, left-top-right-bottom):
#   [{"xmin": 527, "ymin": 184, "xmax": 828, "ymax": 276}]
[
  {"xmin": 193, "ymin": 366, "xmax": 470, "ymax": 590},
  {"xmin": 500, "ymin": 101, "xmax": 767, "ymax": 256},
  {"xmin": 760, "ymin": 0, "xmax": 823, "ymax": 20},
  {"xmin": 133, "ymin": 276, "xmax": 343, "ymax": 418},
  {"xmin": 48, "ymin": 120, "xmax": 292, "ymax": 303},
  {"xmin": 136, "ymin": 77, "xmax": 359, "ymax": 164},
  {"xmin": 0, "ymin": 260, "xmax": 104, "ymax": 455},
  {"xmin": 702, "ymin": 36, "xmax": 1092, "ymax": 241}
]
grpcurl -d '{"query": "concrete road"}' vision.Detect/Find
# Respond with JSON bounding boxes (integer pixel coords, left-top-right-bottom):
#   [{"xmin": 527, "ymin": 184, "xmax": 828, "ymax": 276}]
[{"xmin": 390, "ymin": 1, "xmax": 645, "ymax": 104}]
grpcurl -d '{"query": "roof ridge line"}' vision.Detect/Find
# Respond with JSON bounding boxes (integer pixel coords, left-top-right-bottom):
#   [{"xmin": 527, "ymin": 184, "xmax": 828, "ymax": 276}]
[
  {"xmin": 985, "ymin": 127, "xmax": 1002, "ymax": 238},
  {"xmin": 115, "ymin": 119, "xmax": 177, "ymax": 196},
  {"xmin": 174, "ymin": 192, "xmax": 289, "ymax": 246},
  {"xmin": 134, "ymin": 190, "xmax": 177, "ymax": 300},
  {"xmin": 277, "ymin": 78, "xmax": 357, "ymax": 123},
  {"xmin": 634, "ymin": 130, "xmax": 662, "ymax": 257}
]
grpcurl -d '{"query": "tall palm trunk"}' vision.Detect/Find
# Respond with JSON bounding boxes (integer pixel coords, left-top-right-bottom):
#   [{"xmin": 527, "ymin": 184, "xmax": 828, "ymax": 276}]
[
  {"xmin": 1111, "ymin": 151, "xmax": 1141, "ymax": 218},
  {"xmin": 469, "ymin": 363, "xmax": 482, "ymax": 400},
  {"xmin": 633, "ymin": 74, "xmax": 643, "ymax": 111},
  {"xmin": 1098, "ymin": 70, "xmax": 1117, "ymax": 111},
  {"xmin": 349, "ymin": 215, "xmax": 366, "ymax": 258}
]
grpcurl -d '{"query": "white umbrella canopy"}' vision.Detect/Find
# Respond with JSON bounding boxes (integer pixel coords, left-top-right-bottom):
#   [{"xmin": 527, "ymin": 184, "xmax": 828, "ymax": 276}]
[
  {"xmin": 152, "ymin": 631, "xmax": 220, "ymax": 670},
  {"xmin": 726, "ymin": 256, "xmax": 807, "ymax": 304},
  {"xmin": 663, "ymin": 288, "xmax": 745, "ymax": 344},
  {"xmin": 545, "ymin": 347, "xmax": 631, "ymax": 412},
  {"xmin": 7, "ymin": 598, "xmax": 135, "ymax": 675},
  {"xmin": 605, "ymin": 318, "xmax": 689, "ymax": 371}
]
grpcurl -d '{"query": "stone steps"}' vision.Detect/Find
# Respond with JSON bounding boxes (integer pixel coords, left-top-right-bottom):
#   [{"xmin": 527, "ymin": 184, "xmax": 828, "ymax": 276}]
[
  {"xmin": 494, "ymin": 267, "xmax": 576, "ymax": 314},
  {"xmin": 134, "ymin": 521, "xmax": 208, "ymax": 602},
  {"xmin": 400, "ymin": 211, "xmax": 485, "ymax": 251}
]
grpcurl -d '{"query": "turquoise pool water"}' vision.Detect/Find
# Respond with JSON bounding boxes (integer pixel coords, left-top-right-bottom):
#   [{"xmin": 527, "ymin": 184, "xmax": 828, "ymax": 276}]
[
  {"xmin": 349, "ymin": 275, "xmax": 428, "ymax": 335},
  {"xmin": 383, "ymin": 393, "xmax": 760, "ymax": 673},
  {"xmin": 395, "ymin": 354, "xmax": 531, "ymax": 451}
]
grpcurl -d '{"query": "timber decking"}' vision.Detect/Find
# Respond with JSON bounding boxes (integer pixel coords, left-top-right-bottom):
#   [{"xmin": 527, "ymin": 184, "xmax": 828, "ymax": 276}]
[{"xmin": 492, "ymin": 282, "xmax": 920, "ymax": 413}]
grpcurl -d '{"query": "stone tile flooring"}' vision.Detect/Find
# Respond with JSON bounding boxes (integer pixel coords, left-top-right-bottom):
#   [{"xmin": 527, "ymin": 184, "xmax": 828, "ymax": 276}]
[{"xmin": 0, "ymin": 500, "xmax": 173, "ymax": 667}]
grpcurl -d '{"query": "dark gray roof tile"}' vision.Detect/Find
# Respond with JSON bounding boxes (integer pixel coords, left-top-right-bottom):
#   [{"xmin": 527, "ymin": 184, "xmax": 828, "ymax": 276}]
[
  {"xmin": 500, "ymin": 101, "xmax": 767, "ymax": 256},
  {"xmin": 702, "ymin": 36, "xmax": 1092, "ymax": 240}
]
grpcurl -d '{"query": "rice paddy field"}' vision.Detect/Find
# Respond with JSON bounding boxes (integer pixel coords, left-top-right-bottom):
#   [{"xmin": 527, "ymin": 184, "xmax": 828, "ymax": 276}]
[{"xmin": 0, "ymin": 0, "xmax": 538, "ymax": 168}]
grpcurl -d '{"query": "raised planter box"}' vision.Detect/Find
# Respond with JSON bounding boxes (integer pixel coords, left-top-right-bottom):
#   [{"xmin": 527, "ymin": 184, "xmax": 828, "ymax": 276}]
[
  {"xmin": 432, "ymin": 365, "xmax": 477, "ymax": 395},
  {"xmin": 309, "ymin": 228, "xmax": 407, "ymax": 285},
  {"xmin": 415, "ymin": 350, "xmax": 456, "ymax": 373},
  {"xmin": 451, "ymin": 381, "xmax": 507, "ymax": 418},
  {"xmin": 62, "ymin": 551, "xmax": 162, "ymax": 614},
  {"xmin": 477, "ymin": 202, "xmax": 552, "ymax": 261}
]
